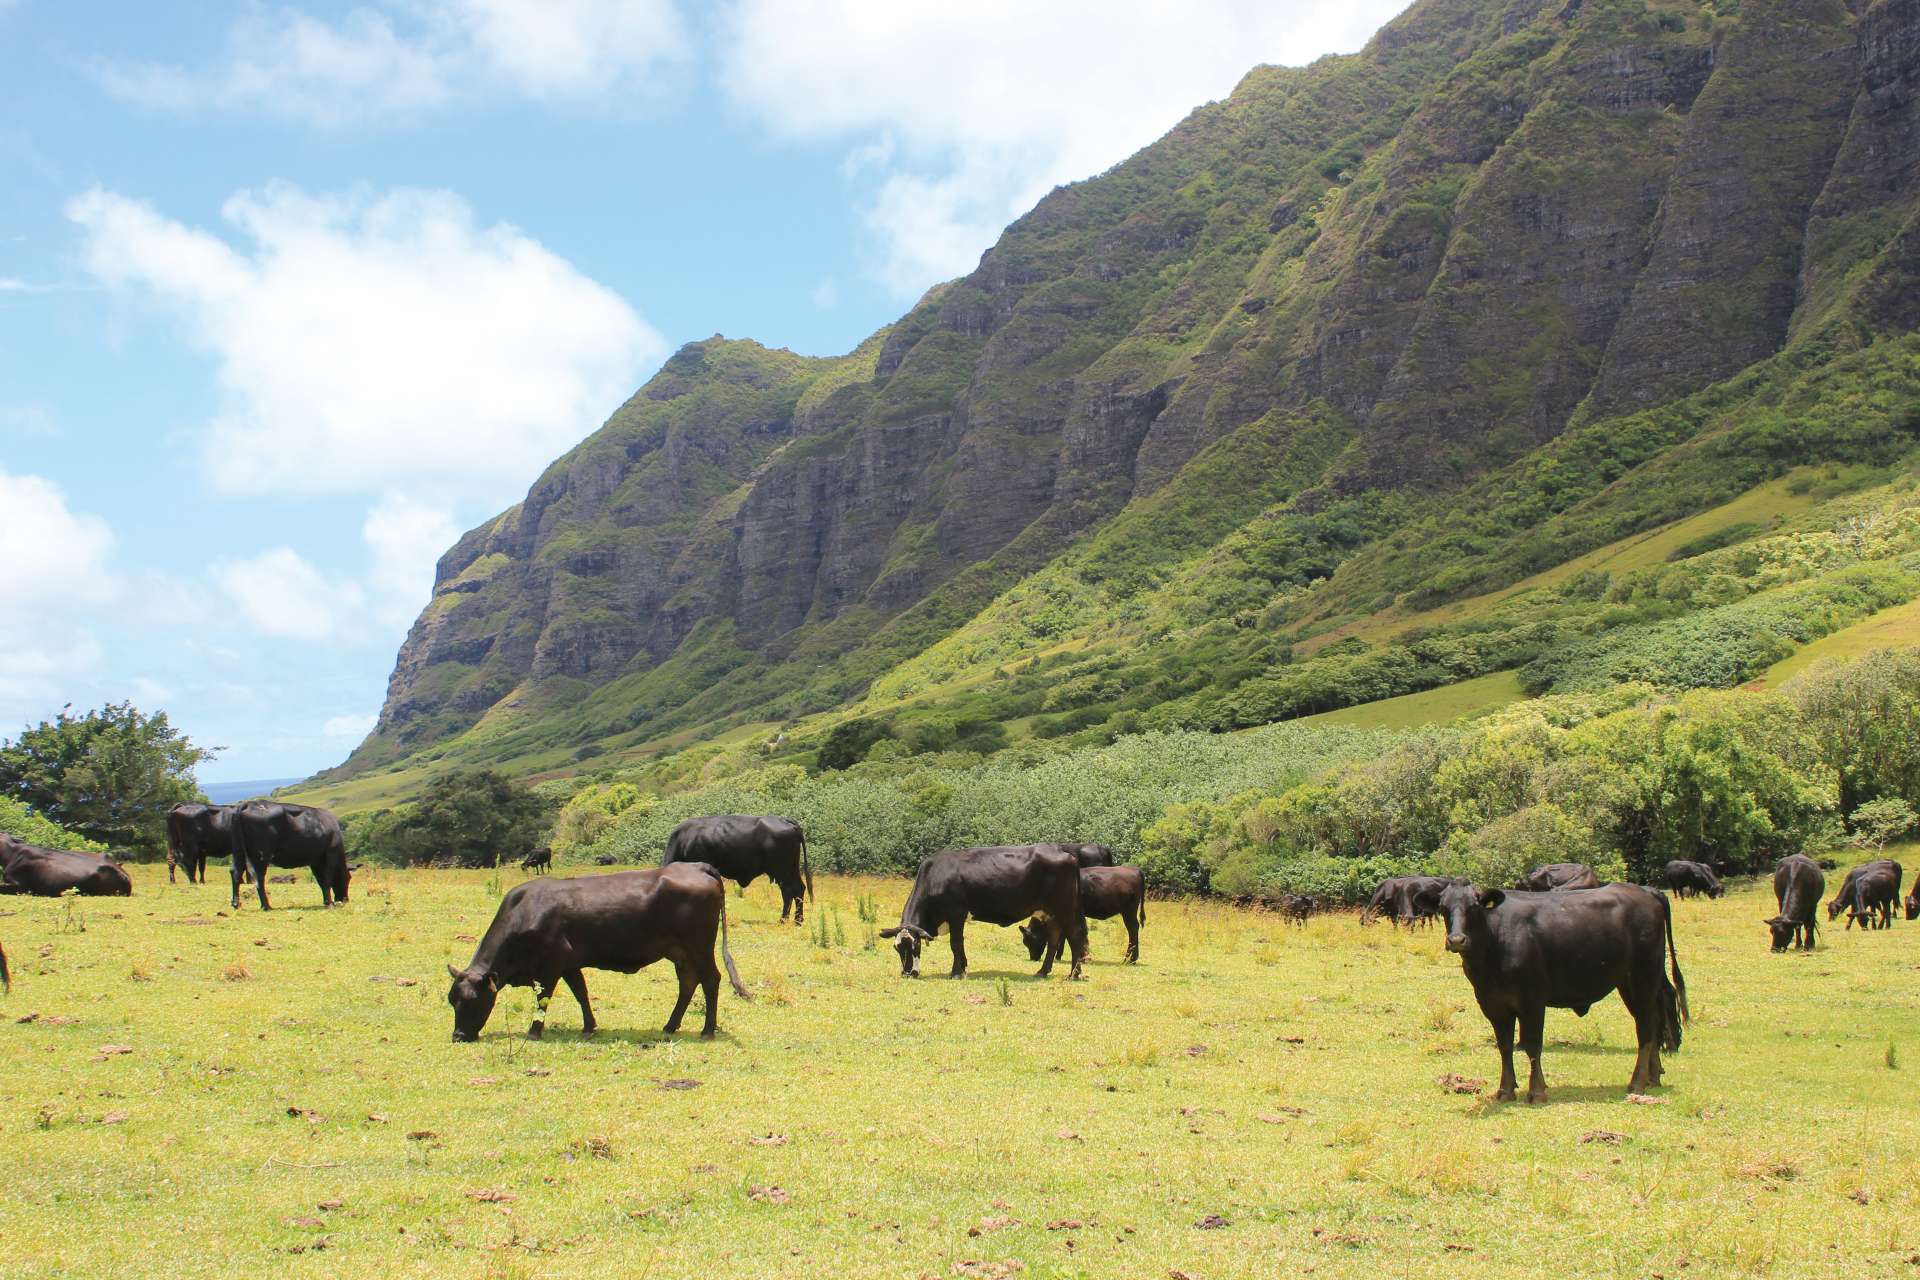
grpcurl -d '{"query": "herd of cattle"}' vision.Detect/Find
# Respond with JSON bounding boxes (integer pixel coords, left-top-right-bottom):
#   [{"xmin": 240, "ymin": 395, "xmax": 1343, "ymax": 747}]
[{"xmin": 1, "ymin": 801, "xmax": 1915, "ymax": 1104}]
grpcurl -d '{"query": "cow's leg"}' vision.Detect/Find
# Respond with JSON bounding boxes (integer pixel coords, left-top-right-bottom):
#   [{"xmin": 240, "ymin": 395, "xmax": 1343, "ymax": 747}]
[
  {"xmin": 1518, "ymin": 1004, "xmax": 1548, "ymax": 1104},
  {"xmin": 788, "ymin": 878, "xmax": 804, "ymax": 926},
  {"xmin": 1488, "ymin": 1007, "xmax": 1518, "ymax": 1101},
  {"xmin": 313, "ymin": 864, "xmax": 332, "ymax": 907},
  {"xmin": 253, "ymin": 858, "xmax": 272, "ymax": 912},
  {"xmin": 698, "ymin": 953, "xmax": 721, "ymax": 1039},
  {"xmin": 949, "ymin": 918, "xmax": 968, "ymax": 979},
  {"xmin": 529, "ymin": 977, "xmax": 558, "ymax": 1039},
  {"xmin": 229, "ymin": 855, "xmax": 245, "ymax": 910},
  {"xmin": 664, "ymin": 957, "xmax": 696, "ymax": 1034},
  {"xmin": 1035, "ymin": 917, "xmax": 1058, "ymax": 977},
  {"xmin": 1122, "ymin": 906, "xmax": 1140, "ymax": 963},
  {"xmin": 562, "ymin": 970, "xmax": 595, "ymax": 1036},
  {"xmin": 1065, "ymin": 913, "xmax": 1088, "ymax": 981}
]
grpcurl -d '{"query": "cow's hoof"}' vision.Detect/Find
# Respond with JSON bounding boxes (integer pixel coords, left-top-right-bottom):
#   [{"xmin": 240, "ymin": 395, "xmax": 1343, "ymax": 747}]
[
  {"xmin": 663, "ymin": 1022, "xmax": 682, "ymax": 1035},
  {"xmin": 527, "ymin": 1025, "xmax": 544, "ymax": 1040},
  {"xmin": 700, "ymin": 1029, "xmax": 716, "ymax": 1040},
  {"xmin": 1495, "ymin": 1087, "xmax": 1516, "ymax": 1102},
  {"xmin": 580, "ymin": 1026, "xmax": 597, "ymax": 1037},
  {"xmin": 1527, "ymin": 1090, "xmax": 1547, "ymax": 1105}
]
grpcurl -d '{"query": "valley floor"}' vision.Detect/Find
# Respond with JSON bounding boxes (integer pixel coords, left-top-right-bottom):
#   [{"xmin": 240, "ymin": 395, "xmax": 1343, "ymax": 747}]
[{"xmin": 2, "ymin": 867, "xmax": 1917, "ymax": 1278}]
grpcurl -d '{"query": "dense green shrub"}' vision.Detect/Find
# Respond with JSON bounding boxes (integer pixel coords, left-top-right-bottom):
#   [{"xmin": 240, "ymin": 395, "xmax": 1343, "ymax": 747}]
[
  {"xmin": 0, "ymin": 796, "xmax": 105, "ymax": 852},
  {"xmin": 1788, "ymin": 648, "xmax": 1920, "ymax": 813}
]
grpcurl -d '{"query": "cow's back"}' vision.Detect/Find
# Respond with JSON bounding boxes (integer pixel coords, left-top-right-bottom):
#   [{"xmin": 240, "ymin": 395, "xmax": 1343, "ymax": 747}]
[{"xmin": 486, "ymin": 867, "xmax": 720, "ymax": 980}]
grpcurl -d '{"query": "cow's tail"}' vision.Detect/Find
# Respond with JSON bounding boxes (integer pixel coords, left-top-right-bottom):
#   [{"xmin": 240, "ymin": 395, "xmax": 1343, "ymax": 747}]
[
  {"xmin": 1661, "ymin": 890, "xmax": 1688, "ymax": 1052},
  {"xmin": 719, "ymin": 883, "xmax": 750, "ymax": 1000},
  {"xmin": 164, "ymin": 817, "xmax": 181, "ymax": 883},
  {"xmin": 801, "ymin": 830, "xmax": 814, "ymax": 904}
]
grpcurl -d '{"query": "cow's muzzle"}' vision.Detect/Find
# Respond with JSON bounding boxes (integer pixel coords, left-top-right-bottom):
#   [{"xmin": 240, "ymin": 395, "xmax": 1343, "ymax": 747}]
[
  {"xmin": 451, "ymin": 1030, "xmax": 477, "ymax": 1043},
  {"xmin": 1445, "ymin": 934, "xmax": 1469, "ymax": 953}
]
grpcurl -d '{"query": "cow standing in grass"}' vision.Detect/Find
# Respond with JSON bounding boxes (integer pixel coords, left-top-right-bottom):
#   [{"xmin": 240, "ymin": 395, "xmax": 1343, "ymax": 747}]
[
  {"xmin": 1768, "ymin": 854, "xmax": 1825, "ymax": 951},
  {"xmin": 447, "ymin": 863, "xmax": 748, "ymax": 1041},
  {"xmin": 1022, "ymin": 865, "xmax": 1145, "ymax": 964},
  {"xmin": 663, "ymin": 815, "xmax": 812, "ymax": 925},
  {"xmin": 1438, "ymin": 881, "xmax": 1687, "ymax": 1103},
  {"xmin": 1519, "ymin": 862, "xmax": 1601, "ymax": 891},
  {"xmin": 521, "ymin": 847, "xmax": 553, "ymax": 875},
  {"xmin": 1828, "ymin": 859, "xmax": 1902, "ymax": 930},
  {"xmin": 883, "ymin": 844, "xmax": 1087, "ymax": 979},
  {"xmin": 1663, "ymin": 860, "xmax": 1723, "ymax": 899},
  {"xmin": 228, "ymin": 801, "xmax": 349, "ymax": 910},
  {"xmin": 166, "ymin": 803, "xmax": 232, "ymax": 884},
  {"xmin": 1363, "ymin": 875, "xmax": 1452, "ymax": 927}
]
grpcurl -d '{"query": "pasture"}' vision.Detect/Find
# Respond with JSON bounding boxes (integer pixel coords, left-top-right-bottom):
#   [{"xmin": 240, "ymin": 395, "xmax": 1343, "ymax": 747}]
[{"xmin": 2, "ymin": 865, "xmax": 1918, "ymax": 1279}]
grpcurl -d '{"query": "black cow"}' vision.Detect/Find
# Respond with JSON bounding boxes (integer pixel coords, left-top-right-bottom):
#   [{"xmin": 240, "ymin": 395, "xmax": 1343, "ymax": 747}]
[
  {"xmin": 1363, "ymin": 876, "xmax": 1453, "ymax": 927},
  {"xmin": 1908, "ymin": 881, "xmax": 1920, "ymax": 923},
  {"xmin": 1022, "ymin": 864, "xmax": 1145, "ymax": 964},
  {"xmin": 1768, "ymin": 854, "xmax": 1825, "ymax": 951},
  {"xmin": 165, "ymin": 803, "xmax": 233, "ymax": 884},
  {"xmin": 446, "ymin": 863, "xmax": 748, "ymax": 1041},
  {"xmin": 1663, "ymin": 860, "xmax": 1723, "ymax": 899},
  {"xmin": 1519, "ymin": 862, "xmax": 1602, "ymax": 891},
  {"xmin": 1438, "ymin": 881, "xmax": 1687, "ymax": 1103},
  {"xmin": 1281, "ymin": 892, "xmax": 1318, "ymax": 925},
  {"xmin": 1052, "ymin": 842, "xmax": 1114, "ymax": 868},
  {"xmin": 0, "ymin": 939, "xmax": 8, "ymax": 992},
  {"xmin": 521, "ymin": 847, "xmax": 553, "ymax": 875},
  {"xmin": 228, "ymin": 801, "xmax": 349, "ymax": 910},
  {"xmin": 0, "ymin": 835, "xmax": 133, "ymax": 896},
  {"xmin": 1831, "ymin": 859, "xmax": 1903, "ymax": 931},
  {"xmin": 663, "ymin": 815, "xmax": 812, "ymax": 925},
  {"xmin": 882, "ymin": 844, "xmax": 1087, "ymax": 980}
]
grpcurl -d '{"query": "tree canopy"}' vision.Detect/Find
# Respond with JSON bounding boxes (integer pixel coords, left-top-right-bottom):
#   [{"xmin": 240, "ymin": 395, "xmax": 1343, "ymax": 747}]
[{"xmin": 0, "ymin": 703, "xmax": 215, "ymax": 856}]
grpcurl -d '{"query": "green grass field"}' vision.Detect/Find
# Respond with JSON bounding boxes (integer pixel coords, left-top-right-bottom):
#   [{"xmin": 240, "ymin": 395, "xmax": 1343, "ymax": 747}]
[
  {"xmin": 4, "ymin": 864, "xmax": 1918, "ymax": 1278},
  {"xmin": 1759, "ymin": 597, "xmax": 1920, "ymax": 688},
  {"xmin": 1296, "ymin": 670, "xmax": 1527, "ymax": 731}
]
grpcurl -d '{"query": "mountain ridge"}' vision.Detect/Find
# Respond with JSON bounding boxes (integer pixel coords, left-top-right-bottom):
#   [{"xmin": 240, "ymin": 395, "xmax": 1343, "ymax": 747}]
[{"xmin": 312, "ymin": 0, "xmax": 1920, "ymax": 803}]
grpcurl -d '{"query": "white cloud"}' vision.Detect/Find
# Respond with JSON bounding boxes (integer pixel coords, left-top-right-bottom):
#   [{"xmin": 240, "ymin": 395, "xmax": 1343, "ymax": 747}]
[
  {"xmin": 213, "ymin": 547, "xmax": 366, "ymax": 642},
  {"xmin": 97, "ymin": 0, "xmax": 689, "ymax": 126},
  {"xmin": 0, "ymin": 470, "xmax": 116, "ymax": 606},
  {"xmin": 322, "ymin": 711, "xmax": 378, "ymax": 739},
  {"xmin": 68, "ymin": 183, "xmax": 661, "ymax": 504},
  {"xmin": 362, "ymin": 492, "xmax": 460, "ymax": 626},
  {"xmin": 810, "ymin": 276, "xmax": 839, "ymax": 309},
  {"xmin": 718, "ymin": 0, "xmax": 1408, "ymax": 295}
]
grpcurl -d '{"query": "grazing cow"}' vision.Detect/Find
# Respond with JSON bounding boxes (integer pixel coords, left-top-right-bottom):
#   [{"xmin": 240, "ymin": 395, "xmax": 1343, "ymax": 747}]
[
  {"xmin": 0, "ymin": 835, "xmax": 133, "ymax": 897},
  {"xmin": 1768, "ymin": 854, "xmax": 1825, "ymax": 951},
  {"xmin": 521, "ymin": 847, "xmax": 553, "ymax": 875},
  {"xmin": 1052, "ymin": 842, "xmax": 1115, "ymax": 868},
  {"xmin": 1363, "ymin": 875, "xmax": 1453, "ymax": 927},
  {"xmin": 165, "ymin": 803, "xmax": 234, "ymax": 884},
  {"xmin": 1022, "ymin": 865, "xmax": 1145, "ymax": 964},
  {"xmin": 1438, "ymin": 881, "xmax": 1687, "ymax": 1103},
  {"xmin": 663, "ymin": 815, "xmax": 812, "ymax": 924},
  {"xmin": 1281, "ymin": 892, "xmax": 1318, "ymax": 925},
  {"xmin": 1908, "ymin": 882, "xmax": 1920, "ymax": 923},
  {"xmin": 882, "ymin": 844, "xmax": 1087, "ymax": 980},
  {"xmin": 228, "ymin": 801, "xmax": 349, "ymax": 910},
  {"xmin": 1663, "ymin": 860, "xmax": 1723, "ymax": 900},
  {"xmin": 446, "ymin": 863, "xmax": 747, "ymax": 1041},
  {"xmin": 1518, "ymin": 862, "xmax": 1602, "ymax": 891},
  {"xmin": 1831, "ymin": 859, "xmax": 1903, "ymax": 931}
]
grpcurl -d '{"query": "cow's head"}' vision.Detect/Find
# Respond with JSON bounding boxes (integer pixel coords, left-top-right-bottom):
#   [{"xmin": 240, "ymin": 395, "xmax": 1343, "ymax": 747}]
[
  {"xmin": 1907, "ymin": 893, "xmax": 1919, "ymax": 923},
  {"xmin": 877, "ymin": 924, "xmax": 932, "ymax": 976},
  {"xmin": 1827, "ymin": 895, "xmax": 1848, "ymax": 922},
  {"xmin": 1706, "ymin": 879, "xmax": 1725, "ymax": 900},
  {"xmin": 1438, "ymin": 882, "xmax": 1502, "ymax": 955},
  {"xmin": 1018, "ymin": 918, "xmax": 1048, "ymax": 962},
  {"xmin": 1763, "ymin": 915, "xmax": 1797, "ymax": 951},
  {"xmin": 446, "ymin": 964, "xmax": 499, "ymax": 1041}
]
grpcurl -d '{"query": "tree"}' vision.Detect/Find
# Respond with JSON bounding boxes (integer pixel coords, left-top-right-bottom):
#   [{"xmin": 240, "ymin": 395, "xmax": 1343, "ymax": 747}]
[
  {"xmin": 0, "ymin": 703, "xmax": 216, "ymax": 856},
  {"xmin": 1788, "ymin": 649, "xmax": 1920, "ymax": 813},
  {"xmin": 1846, "ymin": 796, "xmax": 1917, "ymax": 851},
  {"xmin": 359, "ymin": 770, "xmax": 556, "ymax": 867}
]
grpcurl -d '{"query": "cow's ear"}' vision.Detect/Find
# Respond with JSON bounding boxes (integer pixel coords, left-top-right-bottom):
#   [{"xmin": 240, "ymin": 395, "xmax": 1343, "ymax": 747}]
[
  {"xmin": 878, "ymin": 926, "xmax": 901, "ymax": 938},
  {"xmin": 446, "ymin": 964, "xmax": 463, "ymax": 981},
  {"xmin": 1480, "ymin": 888, "xmax": 1506, "ymax": 909}
]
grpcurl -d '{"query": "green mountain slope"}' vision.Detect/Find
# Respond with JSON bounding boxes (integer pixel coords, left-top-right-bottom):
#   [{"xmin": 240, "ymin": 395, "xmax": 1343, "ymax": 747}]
[{"xmin": 315, "ymin": 0, "xmax": 1920, "ymax": 805}]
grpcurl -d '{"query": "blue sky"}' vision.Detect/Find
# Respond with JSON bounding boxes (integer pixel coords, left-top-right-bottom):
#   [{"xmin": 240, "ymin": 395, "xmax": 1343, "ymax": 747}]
[{"xmin": 0, "ymin": 0, "xmax": 1404, "ymax": 783}]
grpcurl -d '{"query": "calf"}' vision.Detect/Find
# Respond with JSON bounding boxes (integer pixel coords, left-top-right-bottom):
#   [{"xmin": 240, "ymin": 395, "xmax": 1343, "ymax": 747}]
[
  {"xmin": 1281, "ymin": 892, "xmax": 1317, "ymax": 925},
  {"xmin": 1519, "ymin": 862, "xmax": 1601, "ymax": 891},
  {"xmin": 521, "ymin": 847, "xmax": 553, "ymax": 875},
  {"xmin": 1663, "ymin": 860, "xmax": 1723, "ymax": 899},
  {"xmin": 1022, "ymin": 865, "xmax": 1145, "ymax": 964},
  {"xmin": 1362, "ymin": 875, "xmax": 1452, "ymax": 927},
  {"xmin": 1834, "ymin": 859, "xmax": 1902, "ymax": 931},
  {"xmin": 446, "ymin": 863, "xmax": 748, "ymax": 1041},
  {"xmin": 1768, "ymin": 854, "xmax": 1825, "ymax": 951},
  {"xmin": 0, "ymin": 835, "xmax": 132, "ymax": 897},
  {"xmin": 663, "ymin": 815, "xmax": 812, "ymax": 924},
  {"xmin": 882, "ymin": 844, "xmax": 1087, "ymax": 979},
  {"xmin": 1438, "ymin": 881, "xmax": 1687, "ymax": 1103}
]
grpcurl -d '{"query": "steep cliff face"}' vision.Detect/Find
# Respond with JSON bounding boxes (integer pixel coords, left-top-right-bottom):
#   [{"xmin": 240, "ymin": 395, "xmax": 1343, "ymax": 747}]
[{"xmin": 337, "ymin": 0, "xmax": 1920, "ymax": 784}]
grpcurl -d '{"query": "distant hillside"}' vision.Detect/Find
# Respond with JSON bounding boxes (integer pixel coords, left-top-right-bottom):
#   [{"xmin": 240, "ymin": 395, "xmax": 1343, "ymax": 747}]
[{"xmin": 308, "ymin": 0, "xmax": 1920, "ymax": 809}]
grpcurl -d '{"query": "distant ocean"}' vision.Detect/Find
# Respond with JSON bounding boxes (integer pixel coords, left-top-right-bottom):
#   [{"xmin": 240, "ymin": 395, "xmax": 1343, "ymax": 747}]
[{"xmin": 201, "ymin": 778, "xmax": 304, "ymax": 805}]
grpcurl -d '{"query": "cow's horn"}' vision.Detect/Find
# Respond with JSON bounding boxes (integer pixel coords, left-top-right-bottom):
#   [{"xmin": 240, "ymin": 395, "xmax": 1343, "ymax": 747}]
[{"xmin": 447, "ymin": 964, "xmax": 462, "ymax": 980}]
